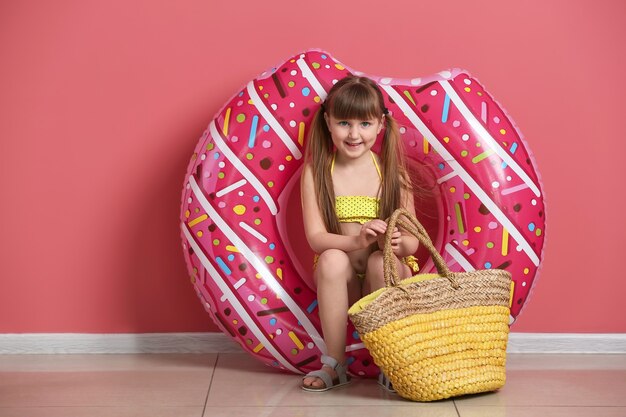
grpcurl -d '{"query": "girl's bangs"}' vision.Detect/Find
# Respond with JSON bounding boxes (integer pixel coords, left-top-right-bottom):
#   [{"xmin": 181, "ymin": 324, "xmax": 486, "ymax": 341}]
[{"xmin": 330, "ymin": 86, "xmax": 381, "ymax": 121}]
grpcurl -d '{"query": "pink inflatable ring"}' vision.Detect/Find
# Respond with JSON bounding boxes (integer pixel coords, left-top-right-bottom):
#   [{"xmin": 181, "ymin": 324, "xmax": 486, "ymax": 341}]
[{"xmin": 180, "ymin": 50, "xmax": 546, "ymax": 377}]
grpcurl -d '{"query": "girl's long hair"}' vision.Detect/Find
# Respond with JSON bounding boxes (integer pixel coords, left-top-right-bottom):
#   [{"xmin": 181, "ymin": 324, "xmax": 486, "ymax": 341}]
[{"xmin": 303, "ymin": 76, "xmax": 413, "ymax": 234}]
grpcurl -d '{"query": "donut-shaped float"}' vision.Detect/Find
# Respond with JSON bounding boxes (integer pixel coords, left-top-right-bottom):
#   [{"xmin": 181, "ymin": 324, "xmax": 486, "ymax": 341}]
[{"xmin": 179, "ymin": 49, "xmax": 546, "ymax": 377}]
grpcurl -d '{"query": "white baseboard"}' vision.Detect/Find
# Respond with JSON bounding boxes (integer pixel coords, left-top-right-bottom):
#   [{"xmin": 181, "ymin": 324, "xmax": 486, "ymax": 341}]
[
  {"xmin": 0, "ymin": 332, "xmax": 624, "ymax": 354},
  {"xmin": 507, "ymin": 333, "xmax": 626, "ymax": 354},
  {"xmin": 0, "ymin": 333, "xmax": 242, "ymax": 354}
]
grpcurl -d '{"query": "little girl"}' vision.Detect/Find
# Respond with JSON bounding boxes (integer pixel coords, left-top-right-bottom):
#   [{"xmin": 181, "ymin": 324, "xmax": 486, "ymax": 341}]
[{"xmin": 300, "ymin": 76, "xmax": 420, "ymax": 391}]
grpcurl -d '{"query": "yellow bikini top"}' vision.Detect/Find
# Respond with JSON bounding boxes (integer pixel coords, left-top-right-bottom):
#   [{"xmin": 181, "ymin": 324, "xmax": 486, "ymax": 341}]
[{"xmin": 332, "ymin": 152, "xmax": 382, "ymax": 224}]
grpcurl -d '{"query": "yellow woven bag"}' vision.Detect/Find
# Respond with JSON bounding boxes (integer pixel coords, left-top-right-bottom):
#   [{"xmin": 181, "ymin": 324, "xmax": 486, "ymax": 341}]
[{"xmin": 348, "ymin": 208, "xmax": 512, "ymax": 401}]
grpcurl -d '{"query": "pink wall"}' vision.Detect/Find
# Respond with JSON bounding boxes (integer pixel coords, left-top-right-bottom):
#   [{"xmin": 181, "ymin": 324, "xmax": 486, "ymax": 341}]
[{"xmin": 1, "ymin": 0, "xmax": 625, "ymax": 334}]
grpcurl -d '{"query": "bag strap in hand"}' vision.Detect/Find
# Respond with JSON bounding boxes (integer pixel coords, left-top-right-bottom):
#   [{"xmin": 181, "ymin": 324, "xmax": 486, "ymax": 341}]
[{"xmin": 383, "ymin": 208, "xmax": 460, "ymax": 289}]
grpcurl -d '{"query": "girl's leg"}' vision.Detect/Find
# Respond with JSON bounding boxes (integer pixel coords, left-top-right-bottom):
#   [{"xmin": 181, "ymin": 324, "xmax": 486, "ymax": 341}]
[
  {"xmin": 363, "ymin": 251, "xmax": 411, "ymax": 393},
  {"xmin": 363, "ymin": 250, "xmax": 411, "ymax": 295},
  {"xmin": 303, "ymin": 249, "xmax": 359, "ymax": 389}
]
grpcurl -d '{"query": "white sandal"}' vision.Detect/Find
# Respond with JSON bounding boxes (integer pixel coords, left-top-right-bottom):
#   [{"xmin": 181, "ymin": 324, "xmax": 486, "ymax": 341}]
[
  {"xmin": 378, "ymin": 372, "xmax": 396, "ymax": 393},
  {"xmin": 301, "ymin": 355, "xmax": 351, "ymax": 392}
]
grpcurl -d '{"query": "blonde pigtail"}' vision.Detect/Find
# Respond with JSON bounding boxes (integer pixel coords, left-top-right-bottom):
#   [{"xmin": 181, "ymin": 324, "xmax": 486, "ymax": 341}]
[
  {"xmin": 379, "ymin": 113, "xmax": 411, "ymax": 221},
  {"xmin": 303, "ymin": 108, "xmax": 341, "ymax": 234}
]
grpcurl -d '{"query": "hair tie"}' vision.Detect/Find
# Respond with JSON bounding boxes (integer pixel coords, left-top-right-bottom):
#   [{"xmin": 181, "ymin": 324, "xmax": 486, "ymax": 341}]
[{"xmin": 383, "ymin": 107, "xmax": 389, "ymax": 115}]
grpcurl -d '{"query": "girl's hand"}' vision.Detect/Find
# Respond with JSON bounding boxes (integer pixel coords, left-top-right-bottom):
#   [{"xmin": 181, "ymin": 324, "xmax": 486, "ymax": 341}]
[
  {"xmin": 359, "ymin": 220, "xmax": 387, "ymax": 249},
  {"xmin": 377, "ymin": 227, "xmax": 402, "ymax": 254}
]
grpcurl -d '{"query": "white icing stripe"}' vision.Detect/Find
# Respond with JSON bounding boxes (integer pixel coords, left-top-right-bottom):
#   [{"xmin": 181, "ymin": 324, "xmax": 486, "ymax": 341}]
[
  {"xmin": 502, "ymin": 183, "xmax": 530, "ymax": 196},
  {"xmin": 382, "ymin": 85, "xmax": 540, "ymax": 267},
  {"xmin": 437, "ymin": 171, "xmax": 457, "ymax": 184},
  {"xmin": 181, "ymin": 223, "xmax": 300, "ymax": 374},
  {"xmin": 189, "ymin": 175, "xmax": 327, "ymax": 353},
  {"xmin": 209, "ymin": 121, "xmax": 278, "ymax": 215},
  {"xmin": 234, "ymin": 278, "xmax": 246, "ymax": 290},
  {"xmin": 296, "ymin": 58, "xmax": 328, "ymax": 100},
  {"xmin": 239, "ymin": 221, "xmax": 268, "ymax": 243},
  {"xmin": 216, "ymin": 179, "xmax": 247, "ymax": 197},
  {"xmin": 439, "ymin": 80, "xmax": 541, "ymax": 198},
  {"xmin": 246, "ymin": 81, "xmax": 302, "ymax": 160},
  {"xmin": 345, "ymin": 342, "xmax": 365, "ymax": 353},
  {"xmin": 445, "ymin": 243, "xmax": 476, "ymax": 272}
]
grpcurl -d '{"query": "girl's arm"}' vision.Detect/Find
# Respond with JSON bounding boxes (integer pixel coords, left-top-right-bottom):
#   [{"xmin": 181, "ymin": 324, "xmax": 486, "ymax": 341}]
[
  {"xmin": 301, "ymin": 164, "xmax": 382, "ymax": 253},
  {"xmin": 397, "ymin": 188, "xmax": 421, "ymax": 256},
  {"xmin": 379, "ymin": 186, "xmax": 420, "ymax": 257}
]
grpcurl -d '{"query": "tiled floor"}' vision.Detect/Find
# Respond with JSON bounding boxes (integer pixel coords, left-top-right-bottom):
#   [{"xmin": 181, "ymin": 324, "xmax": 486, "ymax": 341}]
[{"xmin": 0, "ymin": 353, "xmax": 624, "ymax": 417}]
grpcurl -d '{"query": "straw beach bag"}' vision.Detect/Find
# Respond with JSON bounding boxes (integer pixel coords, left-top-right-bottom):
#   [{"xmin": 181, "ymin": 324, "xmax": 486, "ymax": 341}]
[{"xmin": 348, "ymin": 208, "xmax": 512, "ymax": 401}]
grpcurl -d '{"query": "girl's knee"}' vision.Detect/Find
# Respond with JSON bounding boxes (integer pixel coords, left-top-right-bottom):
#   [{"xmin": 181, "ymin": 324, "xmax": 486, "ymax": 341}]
[
  {"xmin": 317, "ymin": 249, "xmax": 351, "ymax": 269},
  {"xmin": 365, "ymin": 251, "xmax": 386, "ymax": 291},
  {"xmin": 315, "ymin": 249, "xmax": 352, "ymax": 283},
  {"xmin": 366, "ymin": 250, "xmax": 384, "ymax": 273}
]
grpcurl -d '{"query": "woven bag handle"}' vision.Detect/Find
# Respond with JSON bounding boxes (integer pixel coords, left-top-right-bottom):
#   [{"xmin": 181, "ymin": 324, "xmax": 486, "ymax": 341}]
[{"xmin": 383, "ymin": 208, "xmax": 459, "ymax": 289}]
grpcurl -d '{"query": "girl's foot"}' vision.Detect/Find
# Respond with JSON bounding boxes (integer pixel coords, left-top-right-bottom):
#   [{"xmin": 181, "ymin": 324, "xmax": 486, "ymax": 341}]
[
  {"xmin": 302, "ymin": 365, "xmax": 338, "ymax": 390},
  {"xmin": 301, "ymin": 355, "xmax": 351, "ymax": 392}
]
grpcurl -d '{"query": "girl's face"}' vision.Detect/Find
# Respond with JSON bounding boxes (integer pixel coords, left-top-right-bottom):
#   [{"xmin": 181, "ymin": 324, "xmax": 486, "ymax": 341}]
[{"xmin": 324, "ymin": 114, "xmax": 383, "ymax": 159}]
